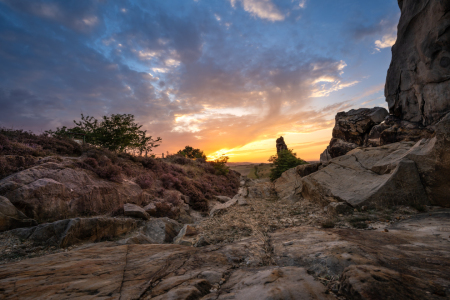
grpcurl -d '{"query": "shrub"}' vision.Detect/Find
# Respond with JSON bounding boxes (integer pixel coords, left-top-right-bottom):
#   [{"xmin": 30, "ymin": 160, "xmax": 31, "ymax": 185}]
[
  {"xmin": 0, "ymin": 155, "xmax": 36, "ymax": 180},
  {"xmin": 135, "ymin": 174, "xmax": 153, "ymax": 189},
  {"xmin": 269, "ymin": 149, "xmax": 307, "ymax": 181},
  {"xmin": 209, "ymin": 156, "xmax": 230, "ymax": 175},
  {"xmin": 83, "ymin": 157, "xmax": 99, "ymax": 168},
  {"xmin": 96, "ymin": 165, "xmax": 123, "ymax": 183},
  {"xmin": 160, "ymin": 173, "xmax": 181, "ymax": 189},
  {"xmin": 176, "ymin": 146, "xmax": 206, "ymax": 159}
]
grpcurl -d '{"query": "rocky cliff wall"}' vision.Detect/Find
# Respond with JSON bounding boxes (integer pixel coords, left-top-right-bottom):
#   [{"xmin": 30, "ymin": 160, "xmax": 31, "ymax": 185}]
[{"xmin": 385, "ymin": 0, "xmax": 450, "ymax": 126}]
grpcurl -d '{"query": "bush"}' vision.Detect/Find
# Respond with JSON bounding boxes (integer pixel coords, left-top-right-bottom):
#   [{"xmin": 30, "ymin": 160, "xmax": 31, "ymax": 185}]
[
  {"xmin": 0, "ymin": 155, "xmax": 36, "ymax": 179},
  {"xmin": 209, "ymin": 156, "xmax": 230, "ymax": 175},
  {"xmin": 135, "ymin": 174, "xmax": 153, "ymax": 189},
  {"xmin": 160, "ymin": 173, "xmax": 181, "ymax": 189},
  {"xmin": 268, "ymin": 149, "xmax": 307, "ymax": 181},
  {"xmin": 177, "ymin": 146, "xmax": 206, "ymax": 159}
]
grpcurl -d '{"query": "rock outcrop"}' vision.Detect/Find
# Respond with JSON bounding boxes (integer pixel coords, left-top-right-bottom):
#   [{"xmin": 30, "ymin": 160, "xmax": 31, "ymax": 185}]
[
  {"xmin": 11, "ymin": 217, "xmax": 138, "ymax": 248},
  {"xmin": 276, "ymin": 136, "xmax": 288, "ymax": 153},
  {"xmin": 321, "ymin": 107, "xmax": 388, "ymax": 162},
  {"xmin": 1, "ymin": 212, "xmax": 449, "ymax": 299},
  {"xmin": 0, "ymin": 196, "xmax": 36, "ymax": 232},
  {"xmin": 385, "ymin": 0, "xmax": 450, "ymax": 126},
  {"xmin": 0, "ymin": 158, "xmax": 144, "ymax": 222},
  {"xmin": 274, "ymin": 163, "xmax": 321, "ymax": 202}
]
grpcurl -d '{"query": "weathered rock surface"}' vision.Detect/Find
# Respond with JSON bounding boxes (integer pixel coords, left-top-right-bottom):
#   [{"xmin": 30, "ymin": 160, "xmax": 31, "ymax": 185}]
[
  {"xmin": 210, "ymin": 198, "xmax": 238, "ymax": 217},
  {"xmin": 11, "ymin": 217, "xmax": 138, "ymax": 248},
  {"xmin": 1, "ymin": 212, "xmax": 449, "ymax": 299},
  {"xmin": 276, "ymin": 136, "xmax": 288, "ymax": 153},
  {"xmin": 0, "ymin": 196, "xmax": 36, "ymax": 232},
  {"xmin": 385, "ymin": 0, "xmax": 450, "ymax": 126},
  {"xmin": 124, "ymin": 203, "xmax": 149, "ymax": 220},
  {"xmin": 173, "ymin": 224, "xmax": 198, "ymax": 246},
  {"xmin": 141, "ymin": 217, "xmax": 183, "ymax": 244},
  {"xmin": 303, "ymin": 141, "xmax": 429, "ymax": 207},
  {"xmin": 214, "ymin": 196, "xmax": 232, "ymax": 203},
  {"xmin": 0, "ymin": 158, "xmax": 144, "ymax": 222},
  {"xmin": 321, "ymin": 107, "xmax": 389, "ymax": 161}
]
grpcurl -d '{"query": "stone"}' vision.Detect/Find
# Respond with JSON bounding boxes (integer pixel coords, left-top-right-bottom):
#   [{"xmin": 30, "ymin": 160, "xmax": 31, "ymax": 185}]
[
  {"xmin": 181, "ymin": 195, "xmax": 190, "ymax": 204},
  {"xmin": 173, "ymin": 224, "xmax": 197, "ymax": 246},
  {"xmin": 214, "ymin": 196, "xmax": 232, "ymax": 203},
  {"xmin": 217, "ymin": 267, "xmax": 334, "ymax": 300},
  {"xmin": 302, "ymin": 142, "xmax": 429, "ymax": 208},
  {"xmin": 209, "ymin": 198, "xmax": 238, "ymax": 217},
  {"xmin": 124, "ymin": 203, "xmax": 149, "ymax": 220},
  {"xmin": 296, "ymin": 162, "xmax": 321, "ymax": 177},
  {"xmin": 385, "ymin": 0, "xmax": 450, "ymax": 126},
  {"xmin": 274, "ymin": 167, "xmax": 303, "ymax": 202},
  {"xmin": 276, "ymin": 136, "xmax": 288, "ymax": 153},
  {"xmin": 143, "ymin": 202, "xmax": 157, "ymax": 216},
  {"xmin": 0, "ymin": 158, "xmax": 144, "ymax": 222},
  {"xmin": 237, "ymin": 198, "xmax": 248, "ymax": 206},
  {"xmin": 322, "ymin": 107, "xmax": 389, "ymax": 159},
  {"xmin": 326, "ymin": 202, "xmax": 353, "ymax": 216},
  {"xmin": 327, "ymin": 138, "xmax": 358, "ymax": 158},
  {"xmin": 0, "ymin": 196, "xmax": 37, "ymax": 232},
  {"xmin": 11, "ymin": 217, "xmax": 137, "ymax": 248},
  {"xmin": 1, "ymin": 213, "xmax": 449, "ymax": 299},
  {"xmin": 141, "ymin": 217, "xmax": 183, "ymax": 244},
  {"xmin": 332, "ymin": 107, "xmax": 389, "ymax": 146},
  {"xmin": 246, "ymin": 181, "xmax": 276, "ymax": 199}
]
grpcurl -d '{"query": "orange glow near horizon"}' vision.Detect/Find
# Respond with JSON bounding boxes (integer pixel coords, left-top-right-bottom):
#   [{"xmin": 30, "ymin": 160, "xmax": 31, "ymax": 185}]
[{"xmin": 206, "ymin": 128, "xmax": 332, "ymax": 163}]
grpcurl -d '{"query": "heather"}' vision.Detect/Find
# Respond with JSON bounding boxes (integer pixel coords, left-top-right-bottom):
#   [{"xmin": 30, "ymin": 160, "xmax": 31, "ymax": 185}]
[{"xmin": 0, "ymin": 128, "xmax": 240, "ymax": 212}]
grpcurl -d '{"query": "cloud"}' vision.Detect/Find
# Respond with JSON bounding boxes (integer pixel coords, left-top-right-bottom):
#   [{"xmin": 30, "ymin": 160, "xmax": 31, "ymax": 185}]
[
  {"xmin": 298, "ymin": 0, "xmax": 307, "ymax": 8},
  {"xmin": 374, "ymin": 30, "xmax": 396, "ymax": 50},
  {"xmin": 230, "ymin": 0, "xmax": 284, "ymax": 21}
]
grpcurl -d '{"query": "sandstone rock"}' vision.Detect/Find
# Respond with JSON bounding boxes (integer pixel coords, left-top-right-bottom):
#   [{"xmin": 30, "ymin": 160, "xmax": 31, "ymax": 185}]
[
  {"xmin": 322, "ymin": 107, "xmax": 388, "ymax": 159},
  {"xmin": 142, "ymin": 217, "xmax": 182, "ymax": 244},
  {"xmin": 385, "ymin": 0, "xmax": 450, "ymax": 126},
  {"xmin": 1, "ymin": 213, "xmax": 449, "ymax": 299},
  {"xmin": 332, "ymin": 107, "xmax": 389, "ymax": 146},
  {"xmin": 217, "ymin": 267, "xmax": 334, "ymax": 300},
  {"xmin": 0, "ymin": 196, "xmax": 37, "ymax": 232},
  {"xmin": 173, "ymin": 224, "xmax": 197, "ymax": 246},
  {"xmin": 276, "ymin": 136, "xmax": 288, "ymax": 153},
  {"xmin": 320, "ymin": 148, "xmax": 332, "ymax": 164},
  {"xmin": 326, "ymin": 202, "xmax": 353, "ymax": 216},
  {"xmin": 124, "ymin": 203, "xmax": 149, "ymax": 220},
  {"xmin": 302, "ymin": 142, "xmax": 429, "ymax": 208},
  {"xmin": 11, "ymin": 217, "xmax": 137, "ymax": 248},
  {"xmin": 274, "ymin": 167, "xmax": 303, "ymax": 202},
  {"xmin": 209, "ymin": 198, "xmax": 238, "ymax": 217},
  {"xmin": 327, "ymin": 138, "xmax": 358, "ymax": 158},
  {"xmin": 214, "ymin": 196, "xmax": 231, "ymax": 203},
  {"xmin": 0, "ymin": 158, "xmax": 144, "ymax": 222},
  {"xmin": 181, "ymin": 194, "xmax": 190, "ymax": 204},
  {"xmin": 143, "ymin": 202, "xmax": 157, "ymax": 216},
  {"xmin": 296, "ymin": 162, "xmax": 321, "ymax": 177},
  {"xmin": 237, "ymin": 198, "xmax": 248, "ymax": 206}
]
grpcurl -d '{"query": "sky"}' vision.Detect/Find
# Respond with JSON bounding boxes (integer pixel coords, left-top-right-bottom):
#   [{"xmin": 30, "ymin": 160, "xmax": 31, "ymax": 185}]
[{"xmin": 0, "ymin": 0, "xmax": 400, "ymax": 162}]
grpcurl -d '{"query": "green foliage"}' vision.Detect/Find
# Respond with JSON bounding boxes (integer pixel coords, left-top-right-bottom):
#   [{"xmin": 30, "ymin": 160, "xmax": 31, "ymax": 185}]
[
  {"xmin": 177, "ymin": 146, "xmax": 206, "ymax": 159},
  {"xmin": 268, "ymin": 149, "xmax": 307, "ymax": 181},
  {"xmin": 209, "ymin": 156, "xmax": 230, "ymax": 175},
  {"xmin": 46, "ymin": 114, "xmax": 161, "ymax": 153}
]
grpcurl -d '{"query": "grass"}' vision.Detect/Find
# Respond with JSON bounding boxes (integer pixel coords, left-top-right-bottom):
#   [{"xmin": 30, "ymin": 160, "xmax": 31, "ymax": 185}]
[
  {"xmin": 229, "ymin": 163, "xmax": 272, "ymax": 179},
  {"xmin": 348, "ymin": 216, "xmax": 371, "ymax": 229}
]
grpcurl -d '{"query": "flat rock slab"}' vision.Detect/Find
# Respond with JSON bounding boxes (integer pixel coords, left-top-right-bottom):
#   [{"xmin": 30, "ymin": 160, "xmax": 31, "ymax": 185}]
[{"xmin": 0, "ymin": 213, "xmax": 449, "ymax": 299}]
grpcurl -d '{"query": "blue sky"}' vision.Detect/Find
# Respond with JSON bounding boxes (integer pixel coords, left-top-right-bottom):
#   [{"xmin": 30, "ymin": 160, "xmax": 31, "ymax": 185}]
[{"xmin": 0, "ymin": 0, "xmax": 400, "ymax": 161}]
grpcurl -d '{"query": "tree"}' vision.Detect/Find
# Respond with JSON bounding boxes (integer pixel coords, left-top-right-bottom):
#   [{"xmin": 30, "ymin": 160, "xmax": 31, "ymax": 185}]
[
  {"xmin": 46, "ymin": 114, "xmax": 161, "ymax": 153},
  {"xmin": 268, "ymin": 149, "xmax": 307, "ymax": 181},
  {"xmin": 209, "ymin": 155, "xmax": 230, "ymax": 175},
  {"xmin": 177, "ymin": 146, "xmax": 206, "ymax": 159}
]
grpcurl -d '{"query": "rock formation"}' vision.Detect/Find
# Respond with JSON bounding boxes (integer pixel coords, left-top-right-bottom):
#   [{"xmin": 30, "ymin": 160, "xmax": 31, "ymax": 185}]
[
  {"xmin": 276, "ymin": 136, "xmax": 288, "ymax": 153},
  {"xmin": 386, "ymin": 0, "xmax": 450, "ymax": 126}
]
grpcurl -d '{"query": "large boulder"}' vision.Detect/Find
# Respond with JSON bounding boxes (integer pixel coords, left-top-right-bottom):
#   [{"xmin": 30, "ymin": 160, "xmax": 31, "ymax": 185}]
[
  {"xmin": 321, "ymin": 107, "xmax": 388, "ymax": 162},
  {"xmin": 0, "ymin": 196, "xmax": 37, "ymax": 232},
  {"xmin": 274, "ymin": 163, "xmax": 321, "ymax": 202},
  {"xmin": 303, "ymin": 141, "xmax": 429, "ymax": 208},
  {"xmin": 11, "ymin": 217, "xmax": 138, "ymax": 248},
  {"xmin": 0, "ymin": 158, "xmax": 144, "ymax": 222},
  {"xmin": 141, "ymin": 217, "xmax": 182, "ymax": 244}
]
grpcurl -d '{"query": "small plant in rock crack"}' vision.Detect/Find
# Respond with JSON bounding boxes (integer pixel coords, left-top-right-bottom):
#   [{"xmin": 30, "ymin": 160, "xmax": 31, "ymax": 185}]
[{"xmin": 321, "ymin": 219, "xmax": 336, "ymax": 228}]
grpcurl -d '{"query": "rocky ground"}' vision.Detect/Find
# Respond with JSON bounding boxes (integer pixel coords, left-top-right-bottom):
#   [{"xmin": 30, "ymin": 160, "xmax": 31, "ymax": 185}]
[{"xmin": 1, "ymin": 176, "xmax": 449, "ymax": 299}]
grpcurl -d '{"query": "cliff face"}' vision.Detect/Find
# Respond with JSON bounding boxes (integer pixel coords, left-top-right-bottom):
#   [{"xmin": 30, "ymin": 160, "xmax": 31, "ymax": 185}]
[{"xmin": 385, "ymin": 0, "xmax": 450, "ymax": 126}]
